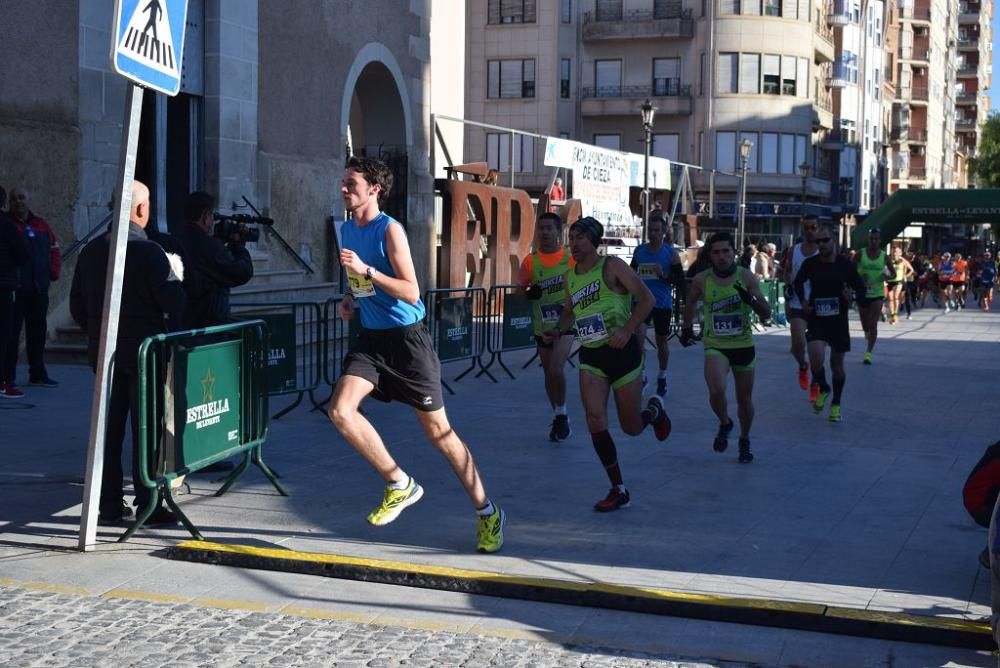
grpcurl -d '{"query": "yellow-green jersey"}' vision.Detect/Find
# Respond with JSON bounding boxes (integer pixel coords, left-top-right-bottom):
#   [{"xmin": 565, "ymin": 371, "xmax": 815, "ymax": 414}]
[
  {"xmin": 702, "ymin": 270, "xmax": 754, "ymax": 350},
  {"xmin": 858, "ymin": 249, "xmax": 887, "ymax": 298},
  {"xmin": 566, "ymin": 257, "xmax": 631, "ymax": 348},
  {"xmin": 521, "ymin": 248, "xmax": 572, "ymax": 336}
]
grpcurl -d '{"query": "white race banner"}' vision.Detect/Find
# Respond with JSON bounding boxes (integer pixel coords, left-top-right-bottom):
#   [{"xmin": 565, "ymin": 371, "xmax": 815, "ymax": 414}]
[
  {"xmin": 579, "ymin": 199, "xmax": 639, "ymax": 237},
  {"xmin": 571, "ymin": 144, "xmax": 630, "ymax": 207}
]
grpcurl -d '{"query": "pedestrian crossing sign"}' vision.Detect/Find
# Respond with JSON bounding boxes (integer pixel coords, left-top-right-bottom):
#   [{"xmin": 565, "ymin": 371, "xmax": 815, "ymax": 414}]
[{"xmin": 111, "ymin": 0, "xmax": 189, "ymax": 96}]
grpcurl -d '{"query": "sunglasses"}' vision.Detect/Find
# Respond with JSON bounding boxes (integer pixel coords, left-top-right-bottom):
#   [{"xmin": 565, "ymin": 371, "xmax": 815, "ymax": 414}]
[{"xmin": 816, "ymin": 237, "xmax": 833, "ymax": 243}]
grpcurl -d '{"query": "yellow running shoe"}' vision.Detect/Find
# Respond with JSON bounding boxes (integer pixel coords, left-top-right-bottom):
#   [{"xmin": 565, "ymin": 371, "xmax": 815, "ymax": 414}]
[
  {"xmin": 476, "ymin": 506, "xmax": 506, "ymax": 553},
  {"xmin": 863, "ymin": 351, "xmax": 873, "ymax": 365},
  {"xmin": 367, "ymin": 478, "xmax": 424, "ymax": 526},
  {"xmin": 829, "ymin": 404, "xmax": 841, "ymax": 422},
  {"xmin": 813, "ymin": 389, "xmax": 829, "ymax": 414}
]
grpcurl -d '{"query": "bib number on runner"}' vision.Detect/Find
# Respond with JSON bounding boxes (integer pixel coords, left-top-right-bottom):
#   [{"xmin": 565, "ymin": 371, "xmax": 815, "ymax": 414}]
[
  {"xmin": 814, "ymin": 297, "xmax": 840, "ymax": 317},
  {"xmin": 711, "ymin": 313, "xmax": 743, "ymax": 337},
  {"xmin": 575, "ymin": 313, "xmax": 609, "ymax": 344},
  {"xmin": 638, "ymin": 263, "xmax": 659, "ymax": 279},
  {"xmin": 540, "ymin": 302, "xmax": 563, "ymax": 324},
  {"xmin": 347, "ymin": 269, "xmax": 376, "ymax": 298}
]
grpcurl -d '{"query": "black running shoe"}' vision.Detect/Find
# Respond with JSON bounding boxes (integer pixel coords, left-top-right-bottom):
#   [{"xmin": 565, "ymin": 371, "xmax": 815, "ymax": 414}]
[
  {"xmin": 656, "ymin": 377, "xmax": 667, "ymax": 397},
  {"xmin": 549, "ymin": 414, "xmax": 571, "ymax": 441},
  {"xmin": 713, "ymin": 419, "xmax": 734, "ymax": 452},
  {"xmin": 738, "ymin": 437, "xmax": 753, "ymax": 464}
]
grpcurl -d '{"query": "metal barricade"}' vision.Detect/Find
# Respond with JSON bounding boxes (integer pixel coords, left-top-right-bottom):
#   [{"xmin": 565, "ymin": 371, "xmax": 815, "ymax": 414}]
[
  {"xmin": 479, "ymin": 284, "xmax": 536, "ymax": 380},
  {"xmin": 232, "ymin": 301, "xmax": 324, "ymax": 418},
  {"xmin": 320, "ymin": 295, "xmax": 362, "ymax": 407},
  {"xmin": 423, "ymin": 287, "xmax": 492, "ymax": 393},
  {"xmin": 124, "ymin": 321, "xmax": 286, "ymax": 542}
]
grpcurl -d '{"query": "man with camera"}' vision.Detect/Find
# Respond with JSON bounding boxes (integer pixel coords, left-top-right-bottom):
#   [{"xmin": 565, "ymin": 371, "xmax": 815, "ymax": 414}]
[{"xmin": 178, "ymin": 191, "xmax": 254, "ymax": 329}]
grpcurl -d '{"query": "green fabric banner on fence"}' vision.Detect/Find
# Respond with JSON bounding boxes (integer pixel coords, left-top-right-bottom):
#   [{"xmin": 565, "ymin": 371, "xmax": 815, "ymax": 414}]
[
  {"xmin": 436, "ymin": 296, "xmax": 474, "ymax": 362},
  {"xmin": 501, "ymin": 294, "xmax": 534, "ymax": 350},
  {"xmin": 175, "ymin": 339, "xmax": 243, "ymax": 468}
]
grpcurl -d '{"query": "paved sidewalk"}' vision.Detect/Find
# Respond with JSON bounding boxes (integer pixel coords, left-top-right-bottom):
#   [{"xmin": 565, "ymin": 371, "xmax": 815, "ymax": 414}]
[{"xmin": 1, "ymin": 304, "xmax": 998, "ymax": 666}]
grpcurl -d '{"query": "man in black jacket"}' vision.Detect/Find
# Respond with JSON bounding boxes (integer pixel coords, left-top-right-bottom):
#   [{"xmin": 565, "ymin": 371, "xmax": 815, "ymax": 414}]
[
  {"xmin": 70, "ymin": 180, "xmax": 186, "ymax": 525},
  {"xmin": 0, "ymin": 186, "xmax": 29, "ymax": 398},
  {"xmin": 178, "ymin": 191, "xmax": 253, "ymax": 329}
]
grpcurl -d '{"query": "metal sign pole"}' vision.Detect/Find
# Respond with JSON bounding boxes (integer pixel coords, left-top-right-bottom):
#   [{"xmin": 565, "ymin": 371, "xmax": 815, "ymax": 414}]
[{"xmin": 78, "ymin": 83, "xmax": 144, "ymax": 551}]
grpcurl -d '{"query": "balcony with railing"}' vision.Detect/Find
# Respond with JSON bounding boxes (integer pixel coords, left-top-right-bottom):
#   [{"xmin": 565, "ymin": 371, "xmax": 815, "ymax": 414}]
[
  {"xmin": 900, "ymin": 46, "xmax": 931, "ymax": 62},
  {"xmin": 958, "ymin": 63, "xmax": 979, "ymax": 77},
  {"xmin": 828, "ymin": 0, "xmax": 857, "ymax": 25},
  {"xmin": 898, "ymin": 86, "xmax": 929, "ymax": 103},
  {"xmin": 956, "ymin": 117, "xmax": 978, "ymax": 130},
  {"xmin": 891, "ymin": 127, "xmax": 927, "ymax": 143},
  {"xmin": 814, "ymin": 14, "xmax": 836, "ymax": 62},
  {"xmin": 958, "ymin": 38, "xmax": 980, "ymax": 50},
  {"xmin": 820, "ymin": 129, "xmax": 846, "ymax": 150},
  {"xmin": 959, "ymin": 2, "xmax": 982, "ymax": 22},
  {"xmin": 580, "ymin": 84, "xmax": 693, "ymax": 116},
  {"xmin": 900, "ymin": 4, "xmax": 932, "ymax": 21},
  {"xmin": 582, "ymin": 4, "xmax": 694, "ymax": 40},
  {"xmin": 892, "ymin": 167, "xmax": 927, "ymax": 180},
  {"xmin": 956, "ymin": 90, "xmax": 978, "ymax": 104},
  {"xmin": 827, "ymin": 62, "xmax": 855, "ymax": 88}
]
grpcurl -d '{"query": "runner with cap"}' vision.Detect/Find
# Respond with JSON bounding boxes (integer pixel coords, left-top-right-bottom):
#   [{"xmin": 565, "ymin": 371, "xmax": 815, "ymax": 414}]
[
  {"xmin": 781, "ymin": 215, "xmax": 820, "ymax": 400},
  {"xmin": 543, "ymin": 216, "xmax": 671, "ymax": 512},
  {"xmin": 854, "ymin": 227, "xmax": 891, "ymax": 365},
  {"xmin": 794, "ymin": 221, "xmax": 867, "ymax": 422},
  {"xmin": 680, "ymin": 231, "xmax": 771, "ymax": 464},
  {"xmin": 518, "ymin": 211, "xmax": 575, "ymax": 441},
  {"xmin": 630, "ymin": 211, "xmax": 684, "ymax": 397}
]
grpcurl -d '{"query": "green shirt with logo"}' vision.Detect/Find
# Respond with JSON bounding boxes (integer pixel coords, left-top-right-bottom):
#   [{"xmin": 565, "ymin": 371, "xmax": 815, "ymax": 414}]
[
  {"xmin": 702, "ymin": 270, "xmax": 753, "ymax": 350},
  {"xmin": 858, "ymin": 249, "xmax": 887, "ymax": 298},
  {"xmin": 566, "ymin": 257, "xmax": 631, "ymax": 349},
  {"xmin": 530, "ymin": 248, "xmax": 572, "ymax": 336}
]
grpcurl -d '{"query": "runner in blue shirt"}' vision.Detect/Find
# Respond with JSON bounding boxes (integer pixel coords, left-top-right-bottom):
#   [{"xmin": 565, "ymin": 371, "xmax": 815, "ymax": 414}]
[{"xmin": 629, "ymin": 212, "xmax": 684, "ymax": 397}]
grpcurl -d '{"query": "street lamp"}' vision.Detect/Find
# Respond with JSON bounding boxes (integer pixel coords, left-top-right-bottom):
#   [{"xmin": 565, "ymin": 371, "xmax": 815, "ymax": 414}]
[
  {"xmin": 736, "ymin": 138, "xmax": 752, "ymax": 250},
  {"xmin": 799, "ymin": 161, "xmax": 810, "ymax": 217},
  {"xmin": 640, "ymin": 99, "xmax": 657, "ymax": 243}
]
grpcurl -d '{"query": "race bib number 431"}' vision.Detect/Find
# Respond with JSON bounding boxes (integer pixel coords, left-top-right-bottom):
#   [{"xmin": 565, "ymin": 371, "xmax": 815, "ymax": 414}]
[{"xmin": 347, "ymin": 269, "xmax": 375, "ymax": 298}]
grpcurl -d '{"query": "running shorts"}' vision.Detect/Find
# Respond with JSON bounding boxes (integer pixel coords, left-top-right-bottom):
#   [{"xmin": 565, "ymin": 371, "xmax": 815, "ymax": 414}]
[
  {"xmin": 705, "ymin": 346, "xmax": 756, "ymax": 372},
  {"xmin": 886, "ymin": 281, "xmax": 902, "ymax": 289},
  {"xmin": 856, "ymin": 295, "xmax": 884, "ymax": 308},
  {"xmin": 534, "ymin": 332, "xmax": 574, "ymax": 350},
  {"xmin": 806, "ymin": 314, "xmax": 851, "ymax": 353},
  {"xmin": 579, "ymin": 334, "xmax": 642, "ymax": 390},
  {"xmin": 644, "ymin": 307, "xmax": 672, "ymax": 337},
  {"xmin": 344, "ymin": 322, "xmax": 445, "ymax": 412}
]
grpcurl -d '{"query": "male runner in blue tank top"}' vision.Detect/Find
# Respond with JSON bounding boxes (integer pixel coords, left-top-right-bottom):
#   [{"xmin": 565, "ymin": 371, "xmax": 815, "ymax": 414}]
[
  {"xmin": 630, "ymin": 211, "xmax": 684, "ymax": 397},
  {"xmin": 328, "ymin": 157, "xmax": 505, "ymax": 553}
]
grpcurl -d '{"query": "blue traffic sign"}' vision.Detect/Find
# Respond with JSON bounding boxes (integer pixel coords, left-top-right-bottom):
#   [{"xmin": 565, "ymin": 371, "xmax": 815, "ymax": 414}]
[{"xmin": 111, "ymin": 0, "xmax": 189, "ymax": 96}]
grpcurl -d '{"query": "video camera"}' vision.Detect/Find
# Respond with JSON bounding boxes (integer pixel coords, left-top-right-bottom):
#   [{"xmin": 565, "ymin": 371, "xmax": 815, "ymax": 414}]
[{"xmin": 213, "ymin": 213, "xmax": 274, "ymax": 243}]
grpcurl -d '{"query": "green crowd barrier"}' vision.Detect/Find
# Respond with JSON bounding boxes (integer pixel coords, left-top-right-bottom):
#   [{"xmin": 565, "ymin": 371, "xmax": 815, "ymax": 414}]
[
  {"xmin": 477, "ymin": 285, "xmax": 536, "ymax": 380},
  {"xmin": 122, "ymin": 320, "xmax": 286, "ymax": 543},
  {"xmin": 232, "ymin": 301, "xmax": 325, "ymax": 419},
  {"xmin": 423, "ymin": 287, "xmax": 492, "ymax": 393}
]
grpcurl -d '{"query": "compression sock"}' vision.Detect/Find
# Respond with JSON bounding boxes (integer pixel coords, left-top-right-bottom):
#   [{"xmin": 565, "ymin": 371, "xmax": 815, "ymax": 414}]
[
  {"xmin": 832, "ymin": 374, "xmax": 845, "ymax": 405},
  {"xmin": 813, "ymin": 369, "xmax": 830, "ymax": 392},
  {"xmin": 591, "ymin": 430, "xmax": 623, "ymax": 486}
]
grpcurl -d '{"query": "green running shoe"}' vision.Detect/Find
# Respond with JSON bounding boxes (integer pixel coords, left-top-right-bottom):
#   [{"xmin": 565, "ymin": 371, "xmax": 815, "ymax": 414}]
[
  {"xmin": 863, "ymin": 351, "xmax": 873, "ymax": 365},
  {"xmin": 829, "ymin": 404, "xmax": 842, "ymax": 422},
  {"xmin": 477, "ymin": 506, "xmax": 506, "ymax": 553},
  {"xmin": 813, "ymin": 390, "xmax": 829, "ymax": 414},
  {"xmin": 367, "ymin": 478, "xmax": 424, "ymax": 526}
]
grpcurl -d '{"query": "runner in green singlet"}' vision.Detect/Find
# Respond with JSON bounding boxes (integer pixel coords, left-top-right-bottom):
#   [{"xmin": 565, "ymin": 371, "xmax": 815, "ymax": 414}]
[
  {"xmin": 543, "ymin": 217, "xmax": 670, "ymax": 512},
  {"xmin": 518, "ymin": 212, "xmax": 574, "ymax": 441},
  {"xmin": 680, "ymin": 232, "xmax": 771, "ymax": 464},
  {"xmin": 854, "ymin": 227, "xmax": 892, "ymax": 365}
]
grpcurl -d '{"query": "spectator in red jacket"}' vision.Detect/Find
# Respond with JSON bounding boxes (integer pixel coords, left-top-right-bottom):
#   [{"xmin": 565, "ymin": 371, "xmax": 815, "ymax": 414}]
[{"xmin": 4, "ymin": 187, "xmax": 60, "ymax": 388}]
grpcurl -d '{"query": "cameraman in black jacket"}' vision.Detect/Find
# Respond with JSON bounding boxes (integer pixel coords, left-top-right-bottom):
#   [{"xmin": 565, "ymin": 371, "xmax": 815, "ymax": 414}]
[{"xmin": 178, "ymin": 192, "xmax": 253, "ymax": 329}]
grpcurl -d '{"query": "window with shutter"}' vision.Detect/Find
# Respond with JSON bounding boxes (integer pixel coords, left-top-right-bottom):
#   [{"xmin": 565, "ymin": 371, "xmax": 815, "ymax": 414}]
[
  {"xmin": 595, "ymin": 60, "xmax": 622, "ymax": 97},
  {"xmin": 781, "ymin": 55, "xmax": 797, "ymax": 95},
  {"xmin": 797, "ymin": 58, "xmax": 809, "ymax": 98},
  {"xmin": 595, "ymin": 0, "xmax": 624, "ymax": 20},
  {"xmin": 653, "ymin": 58, "xmax": 681, "ymax": 96},
  {"xmin": 718, "ymin": 53, "xmax": 738, "ymax": 94},
  {"xmin": 743, "ymin": 0, "xmax": 761, "ymax": 14},
  {"xmin": 652, "ymin": 133, "xmax": 680, "ymax": 161},
  {"xmin": 740, "ymin": 54, "xmax": 760, "ymax": 93},
  {"xmin": 763, "ymin": 54, "xmax": 780, "ymax": 94}
]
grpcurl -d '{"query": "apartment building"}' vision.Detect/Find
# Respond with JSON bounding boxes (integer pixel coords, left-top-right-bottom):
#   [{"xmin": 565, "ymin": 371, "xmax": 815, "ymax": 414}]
[
  {"xmin": 888, "ymin": 0, "xmax": 961, "ymax": 191},
  {"xmin": 954, "ymin": 0, "xmax": 993, "ymax": 161}
]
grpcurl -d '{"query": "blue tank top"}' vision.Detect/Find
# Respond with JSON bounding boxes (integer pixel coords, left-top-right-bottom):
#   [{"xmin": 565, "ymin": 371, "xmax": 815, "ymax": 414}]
[
  {"xmin": 340, "ymin": 212, "xmax": 426, "ymax": 329},
  {"xmin": 632, "ymin": 243, "xmax": 675, "ymax": 309}
]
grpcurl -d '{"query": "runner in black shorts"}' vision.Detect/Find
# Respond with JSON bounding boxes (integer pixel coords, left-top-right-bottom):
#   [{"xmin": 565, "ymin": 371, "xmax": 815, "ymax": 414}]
[
  {"xmin": 329, "ymin": 157, "xmax": 505, "ymax": 553},
  {"xmin": 793, "ymin": 221, "xmax": 866, "ymax": 422},
  {"xmin": 543, "ymin": 216, "xmax": 670, "ymax": 513}
]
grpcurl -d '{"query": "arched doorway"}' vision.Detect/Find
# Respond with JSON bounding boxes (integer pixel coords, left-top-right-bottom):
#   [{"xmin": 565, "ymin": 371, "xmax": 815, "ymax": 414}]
[{"xmin": 346, "ymin": 60, "xmax": 408, "ymax": 225}]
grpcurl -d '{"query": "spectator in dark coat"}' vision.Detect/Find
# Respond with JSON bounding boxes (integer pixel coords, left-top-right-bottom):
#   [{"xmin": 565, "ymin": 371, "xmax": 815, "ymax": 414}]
[
  {"xmin": 70, "ymin": 180, "xmax": 186, "ymax": 525},
  {"xmin": 0, "ymin": 186, "xmax": 30, "ymax": 398},
  {"xmin": 4, "ymin": 187, "xmax": 60, "ymax": 388}
]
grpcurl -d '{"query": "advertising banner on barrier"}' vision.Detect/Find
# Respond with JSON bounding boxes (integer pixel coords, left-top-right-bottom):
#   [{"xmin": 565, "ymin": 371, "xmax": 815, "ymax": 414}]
[
  {"xmin": 251, "ymin": 313, "xmax": 297, "ymax": 393},
  {"xmin": 501, "ymin": 294, "xmax": 535, "ymax": 350},
  {"xmin": 175, "ymin": 339, "xmax": 243, "ymax": 467},
  {"xmin": 436, "ymin": 296, "xmax": 474, "ymax": 361}
]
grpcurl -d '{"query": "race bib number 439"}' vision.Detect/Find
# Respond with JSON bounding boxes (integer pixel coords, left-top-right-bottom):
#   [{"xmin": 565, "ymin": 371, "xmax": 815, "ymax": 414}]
[
  {"xmin": 575, "ymin": 313, "xmax": 609, "ymax": 345},
  {"xmin": 347, "ymin": 269, "xmax": 375, "ymax": 298}
]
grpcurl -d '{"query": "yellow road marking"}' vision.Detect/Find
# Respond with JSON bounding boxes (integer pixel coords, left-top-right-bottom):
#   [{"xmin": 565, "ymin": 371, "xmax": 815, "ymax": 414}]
[{"xmin": 103, "ymin": 588, "xmax": 192, "ymax": 605}]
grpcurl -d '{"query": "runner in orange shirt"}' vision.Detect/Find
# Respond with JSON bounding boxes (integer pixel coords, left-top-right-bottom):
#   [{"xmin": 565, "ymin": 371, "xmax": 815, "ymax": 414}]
[{"xmin": 953, "ymin": 253, "xmax": 969, "ymax": 310}]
